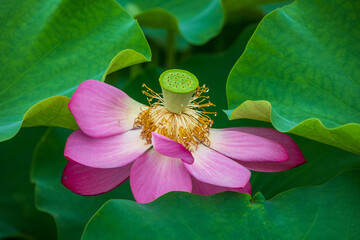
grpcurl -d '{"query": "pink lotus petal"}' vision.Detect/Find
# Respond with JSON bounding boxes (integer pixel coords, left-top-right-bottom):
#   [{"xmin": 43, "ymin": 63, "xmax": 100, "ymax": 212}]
[
  {"xmin": 184, "ymin": 144, "xmax": 251, "ymax": 188},
  {"xmin": 209, "ymin": 128, "xmax": 289, "ymax": 163},
  {"xmin": 69, "ymin": 80, "xmax": 144, "ymax": 138},
  {"xmin": 61, "ymin": 161, "xmax": 132, "ymax": 196},
  {"xmin": 191, "ymin": 176, "xmax": 251, "ymax": 195},
  {"xmin": 151, "ymin": 132, "xmax": 194, "ymax": 164},
  {"xmin": 229, "ymin": 127, "xmax": 306, "ymax": 172},
  {"xmin": 130, "ymin": 149, "xmax": 192, "ymax": 204},
  {"xmin": 64, "ymin": 129, "xmax": 149, "ymax": 168}
]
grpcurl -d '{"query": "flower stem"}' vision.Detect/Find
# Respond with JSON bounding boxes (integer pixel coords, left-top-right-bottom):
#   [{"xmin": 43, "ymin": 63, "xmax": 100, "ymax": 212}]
[
  {"xmin": 130, "ymin": 64, "xmax": 142, "ymax": 79},
  {"xmin": 166, "ymin": 30, "xmax": 176, "ymax": 68}
]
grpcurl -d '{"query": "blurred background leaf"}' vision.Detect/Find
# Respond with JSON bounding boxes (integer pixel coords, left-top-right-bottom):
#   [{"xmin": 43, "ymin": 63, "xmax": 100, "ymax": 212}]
[
  {"xmin": 0, "ymin": 0, "xmax": 151, "ymax": 142},
  {"xmin": 31, "ymin": 127, "xmax": 134, "ymax": 240},
  {"xmin": 82, "ymin": 170, "xmax": 360, "ymax": 240},
  {"xmin": 116, "ymin": 0, "xmax": 225, "ymax": 45},
  {"xmin": 0, "ymin": 127, "xmax": 56, "ymax": 240},
  {"xmin": 226, "ymin": 0, "xmax": 360, "ymax": 154},
  {"xmin": 222, "ymin": 0, "xmax": 291, "ymax": 23}
]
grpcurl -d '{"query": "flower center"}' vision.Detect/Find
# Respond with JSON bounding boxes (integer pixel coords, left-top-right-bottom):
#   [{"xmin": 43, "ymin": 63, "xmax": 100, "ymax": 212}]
[{"xmin": 134, "ymin": 69, "xmax": 216, "ymax": 152}]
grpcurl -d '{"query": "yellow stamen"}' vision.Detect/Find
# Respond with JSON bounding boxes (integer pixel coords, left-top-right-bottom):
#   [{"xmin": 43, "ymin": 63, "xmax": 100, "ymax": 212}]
[{"xmin": 134, "ymin": 84, "xmax": 215, "ymax": 151}]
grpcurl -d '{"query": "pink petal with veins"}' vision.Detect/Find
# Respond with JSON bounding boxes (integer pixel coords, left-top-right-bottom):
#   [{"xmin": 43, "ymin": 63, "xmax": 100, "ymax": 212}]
[
  {"xmin": 229, "ymin": 127, "xmax": 306, "ymax": 172},
  {"xmin": 185, "ymin": 144, "xmax": 251, "ymax": 188},
  {"xmin": 69, "ymin": 80, "xmax": 144, "ymax": 138},
  {"xmin": 64, "ymin": 129, "xmax": 149, "ymax": 168},
  {"xmin": 152, "ymin": 132, "xmax": 194, "ymax": 164},
  {"xmin": 209, "ymin": 128, "xmax": 288, "ymax": 163},
  {"xmin": 61, "ymin": 161, "xmax": 132, "ymax": 196},
  {"xmin": 191, "ymin": 176, "xmax": 251, "ymax": 195},
  {"xmin": 130, "ymin": 149, "xmax": 192, "ymax": 204}
]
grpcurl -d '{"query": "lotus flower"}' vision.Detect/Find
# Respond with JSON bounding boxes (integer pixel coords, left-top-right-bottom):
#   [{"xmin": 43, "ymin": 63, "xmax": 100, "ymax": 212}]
[{"xmin": 62, "ymin": 69, "xmax": 305, "ymax": 203}]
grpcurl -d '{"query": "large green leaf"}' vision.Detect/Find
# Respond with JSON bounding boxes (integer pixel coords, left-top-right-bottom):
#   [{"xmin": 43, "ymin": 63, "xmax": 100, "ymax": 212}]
[
  {"xmin": 226, "ymin": 0, "xmax": 360, "ymax": 154},
  {"xmin": 0, "ymin": 0, "xmax": 151, "ymax": 142},
  {"xmin": 0, "ymin": 127, "xmax": 56, "ymax": 240},
  {"xmin": 116, "ymin": 0, "xmax": 225, "ymax": 45},
  {"xmin": 82, "ymin": 170, "xmax": 360, "ymax": 239},
  {"xmin": 31, "ymin": 128, "xmax": 134, "ymax": 240}
]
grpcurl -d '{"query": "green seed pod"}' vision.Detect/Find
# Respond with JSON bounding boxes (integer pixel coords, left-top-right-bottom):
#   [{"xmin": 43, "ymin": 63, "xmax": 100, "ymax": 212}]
[{"xmin": 159, "ymin": 69, "xmax": 199, "ymax": 113}]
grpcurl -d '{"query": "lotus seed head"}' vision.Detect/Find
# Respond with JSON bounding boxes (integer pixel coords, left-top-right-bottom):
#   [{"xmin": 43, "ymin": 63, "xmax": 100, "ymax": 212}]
[{"xmin": 159, "ymin": 69, "xmax": 199, "ymax": 93}]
